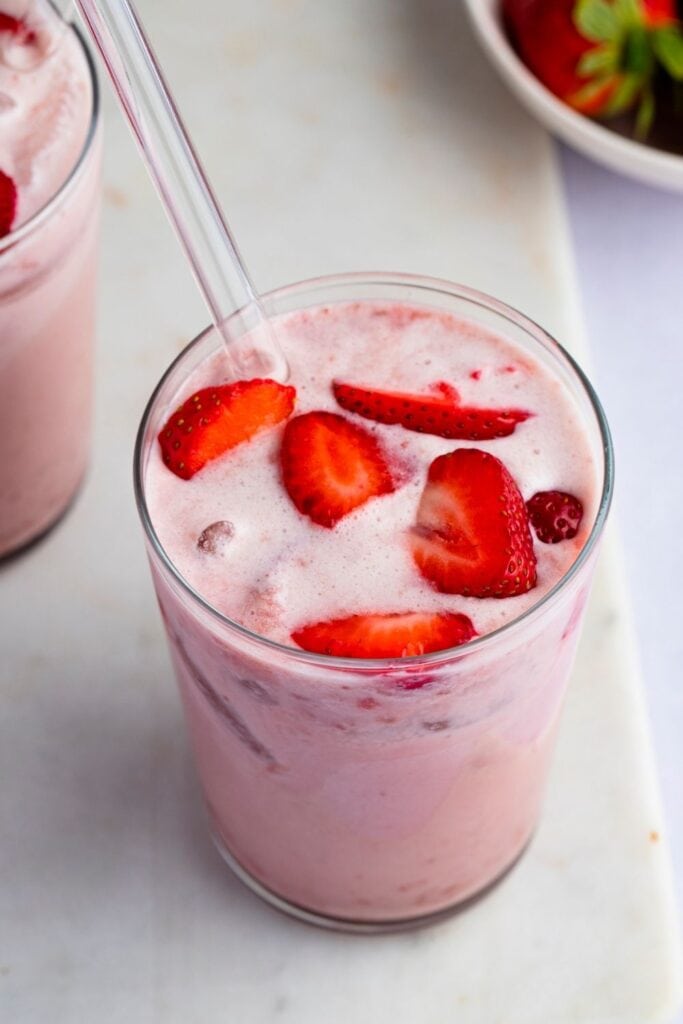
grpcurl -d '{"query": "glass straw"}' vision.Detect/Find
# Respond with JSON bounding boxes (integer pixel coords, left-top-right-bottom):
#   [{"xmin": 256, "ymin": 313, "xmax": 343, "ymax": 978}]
[{"xmin": 74, "ymin": 0, "xmax": 289, "ymax": 381}]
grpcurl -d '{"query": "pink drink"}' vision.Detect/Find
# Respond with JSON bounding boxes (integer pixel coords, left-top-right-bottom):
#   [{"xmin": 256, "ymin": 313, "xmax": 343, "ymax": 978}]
[
  {"xmin": 0, "ymin": 7, "xmax": 101, "ymax": 558},
  {"xmin": 136, "ymin": 275, "xmax": 613, "ymax": 929}
]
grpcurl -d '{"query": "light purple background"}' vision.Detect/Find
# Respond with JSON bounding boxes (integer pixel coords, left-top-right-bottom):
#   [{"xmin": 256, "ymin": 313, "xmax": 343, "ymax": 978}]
[{"xmin": 561, "ymin": 146, "xmax": 683, "ymax": 995}]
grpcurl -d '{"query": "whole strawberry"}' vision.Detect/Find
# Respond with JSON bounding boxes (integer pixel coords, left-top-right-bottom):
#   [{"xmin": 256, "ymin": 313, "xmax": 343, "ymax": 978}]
[
  {"xmin": 526, "ymin": 490, "xmax": 583, "ymax": 544},
  {"xmin": 504, "ymin": 0, "xmax": 683, "ymax": 134}
]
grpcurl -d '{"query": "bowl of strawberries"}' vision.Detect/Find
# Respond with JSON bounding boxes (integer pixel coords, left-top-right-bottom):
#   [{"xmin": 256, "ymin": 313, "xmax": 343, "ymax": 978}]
[{"xmin": 464, "ymin": 0, "xmax": 683, "ymax": 191}]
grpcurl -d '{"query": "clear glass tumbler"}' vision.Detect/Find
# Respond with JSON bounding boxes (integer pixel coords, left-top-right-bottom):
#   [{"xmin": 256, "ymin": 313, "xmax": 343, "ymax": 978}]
[
  {"xmin": 0, "ymin": 25, "xmax": 102, "ymax": 559},
  {"xmin": 134, "ymin": 273, "xmax": 614, "ymax": 932}
]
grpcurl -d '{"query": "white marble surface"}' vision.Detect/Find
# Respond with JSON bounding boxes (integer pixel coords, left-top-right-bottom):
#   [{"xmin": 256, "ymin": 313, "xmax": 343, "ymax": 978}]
[
  {"xmin": 0, "ymin": 1, "xmax": 681, "ymax": 1020},
  {"xmin": 561, "ymin": 142, "xmax": 683, "ymax": 1024}
]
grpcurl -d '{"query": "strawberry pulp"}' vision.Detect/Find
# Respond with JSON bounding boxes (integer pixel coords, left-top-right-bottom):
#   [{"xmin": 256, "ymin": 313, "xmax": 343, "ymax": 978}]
[{"xmin": 0, "ymin": 170, "xmax": 17, "ymax": 238}]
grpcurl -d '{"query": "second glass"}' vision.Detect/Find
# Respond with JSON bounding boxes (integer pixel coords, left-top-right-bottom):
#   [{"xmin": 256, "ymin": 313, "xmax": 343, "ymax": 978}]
[{"xmin": 0, "ymin": 21, "xmax": 102, "ymax": 559}]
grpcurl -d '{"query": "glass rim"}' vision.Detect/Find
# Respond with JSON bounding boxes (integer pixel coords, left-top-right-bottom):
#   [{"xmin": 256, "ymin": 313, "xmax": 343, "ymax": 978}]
[
  {"xmin": 0, "ymin": 20, "xmax": 100, "ymax": 253},
  {"xmin": 134, "ymin": 271, "xmax": 615, "ymax": 671}
]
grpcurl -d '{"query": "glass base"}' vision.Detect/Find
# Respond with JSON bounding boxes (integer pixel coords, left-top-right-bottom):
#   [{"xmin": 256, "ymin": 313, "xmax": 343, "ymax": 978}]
[
  {"xmin": 0, "ymin": 473, "xmax": 86, "ymax": 566},
  {"xmin": 211, "ymin": 830, "xmax": 533, "ymax": 934}
]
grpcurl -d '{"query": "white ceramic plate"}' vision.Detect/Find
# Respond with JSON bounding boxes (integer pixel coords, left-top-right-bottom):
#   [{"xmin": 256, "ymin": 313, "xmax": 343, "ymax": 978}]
[{"xmin": 464, "ymin": 0, "xmax": 683, "ymax": 193}]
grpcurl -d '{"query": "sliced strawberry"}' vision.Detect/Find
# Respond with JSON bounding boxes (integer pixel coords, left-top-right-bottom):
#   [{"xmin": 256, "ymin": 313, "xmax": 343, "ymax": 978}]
[
  {"xmin": 0, "ymin": 170, "xmax": 17, "ymax": 239},
  {"xmin": 158, "ymin": 378, "xmax": 296, "ymax": 480},
  {"xmin": 410, "ymin": 448, "xmax": 537, "ymax": 598},
  {"xmin": 332, "ymin": 381, "xmax": 530, "ymax": 441},
  {"xmin": 292, "ymin": 611, "xmax": 476, "ymax": 658},
  {"xmin": 280, "ymin": 411, "xmax": 394, "ymax": 527},
  {"xmin": 526, "ymin": 490, "xmax": 583, "ymax": 544}
]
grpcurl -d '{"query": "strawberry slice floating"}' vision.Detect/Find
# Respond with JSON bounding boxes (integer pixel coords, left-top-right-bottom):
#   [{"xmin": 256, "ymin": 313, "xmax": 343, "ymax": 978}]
[
  {"xmin": 526, "ymin": 490, "xmax": 583, "ymax": 544},
  {"xmin": 0, "ymin": 170, "xmax": 18, "ymax": 239},
  {"xmin": 410, "ymin": 448, "xmax": 537, "ymax": 598},
  {"xmin": 158, "ymin": 378, "xmax": 296, "ymax": 479},
  {"xmin": 280, "ymin": 411, "xmax": 395, "ymax": 527},
  {"xmin": 333, "ymin": 380, "xmax": 530, "ymax": 441},
  {"xmin": 292, "ymin": 611, "xmax": 476, "ymax": 658}
]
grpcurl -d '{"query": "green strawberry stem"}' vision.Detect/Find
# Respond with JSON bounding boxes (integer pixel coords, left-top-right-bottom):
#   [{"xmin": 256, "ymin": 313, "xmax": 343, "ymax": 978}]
[
  {"xmin": 574, "ymin": 0, "xmax": 683, "ymax": 136},
  {"xmin": 635, "ymin": 84, "xmax": 656, "ymax": 135}
]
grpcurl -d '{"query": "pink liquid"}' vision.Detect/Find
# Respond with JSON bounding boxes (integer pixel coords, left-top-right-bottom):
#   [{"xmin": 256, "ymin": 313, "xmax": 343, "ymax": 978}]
[
  {"xmin": 0, "ymin": 14, "xmax": 100, "ymax": 557},
  {"xmin": 142, "ymin": 296, "xmax": 603, "ymax": 923}
]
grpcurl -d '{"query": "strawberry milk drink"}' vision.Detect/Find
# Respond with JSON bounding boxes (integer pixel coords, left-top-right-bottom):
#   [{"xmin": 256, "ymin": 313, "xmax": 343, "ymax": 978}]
[
  {"xmin": 135, "ymin": 274, "xmax": 613, "ymax": 930},
  {"xmin": 0, "ymin": 3, "xmax": 101, "ymax": 558}
]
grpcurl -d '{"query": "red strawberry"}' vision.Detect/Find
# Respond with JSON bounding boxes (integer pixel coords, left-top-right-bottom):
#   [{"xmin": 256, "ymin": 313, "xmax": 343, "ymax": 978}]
[
  {"xmin": 333, "ymin": 380, "xmax": 530, "ymax": 441},
  {"xmin": 504, "ymin": 0, "xmax": 678, "ymax": 130},
  {"xmin": 410, "ymin": 448, "xmax": 537, "ymax": 598},
  {"xmin": 505, "ymin": 0, "xmax": 603, "ymax": 108},
  {"xmin": 0, "ymin": 170, "xmax": 17, "ymax": 239},
  {"xmin": 526, "ymin": 490, "xmax": 583, "ymax": 544},
  {"xmin": 280, "ymin": 411, "xmax": 394, "ymax": 527},
  {"xmin": 648, "ymin": 0, "xmax": 678, "ymax": 20},
  {"xmin": 292, "ymin": 611, "xmax": 476, "ymax": 658},
  {"xmin": 158, "ymin": 378, "xmax": 295, "ymax": 480}
]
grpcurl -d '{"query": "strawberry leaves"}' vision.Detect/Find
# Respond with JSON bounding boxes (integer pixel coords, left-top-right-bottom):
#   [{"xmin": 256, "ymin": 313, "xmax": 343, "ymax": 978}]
[
  {"xmin": 575, "ymin": 0, "xmax": 623, "ymax": 41},
  {"xmin": 572, "ymin": 0, "xmax": 683, "ymax": 136},
  {"xmin": 635, "ymin": 84, "xmax": 656, "ymax": 133},
  {"xmin": 653, "ymin": 24, "xmax": 683, "ymax": 76},
  {"xmin": 577, "ymin": 44, "xmax": 620, "ymax": 76}
]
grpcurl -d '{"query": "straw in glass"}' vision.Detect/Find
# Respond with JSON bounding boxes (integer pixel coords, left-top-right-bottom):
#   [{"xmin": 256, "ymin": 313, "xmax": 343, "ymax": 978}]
[{"xmin": 75, "ymin": 0, "xmax": 289, "ymax": 381}]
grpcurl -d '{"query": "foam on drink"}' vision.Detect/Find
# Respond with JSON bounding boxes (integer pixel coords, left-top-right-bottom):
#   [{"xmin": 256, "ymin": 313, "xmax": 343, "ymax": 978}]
[{"xmin": 146, "ymin": 300, "xmax": 598, "ymax": 648}]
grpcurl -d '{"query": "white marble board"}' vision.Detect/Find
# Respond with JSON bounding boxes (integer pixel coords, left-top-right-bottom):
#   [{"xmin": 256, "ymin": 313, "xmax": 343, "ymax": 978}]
[{"xmin": 1, "ymin": 1, "xmax": 681, "ymax": 1021}]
